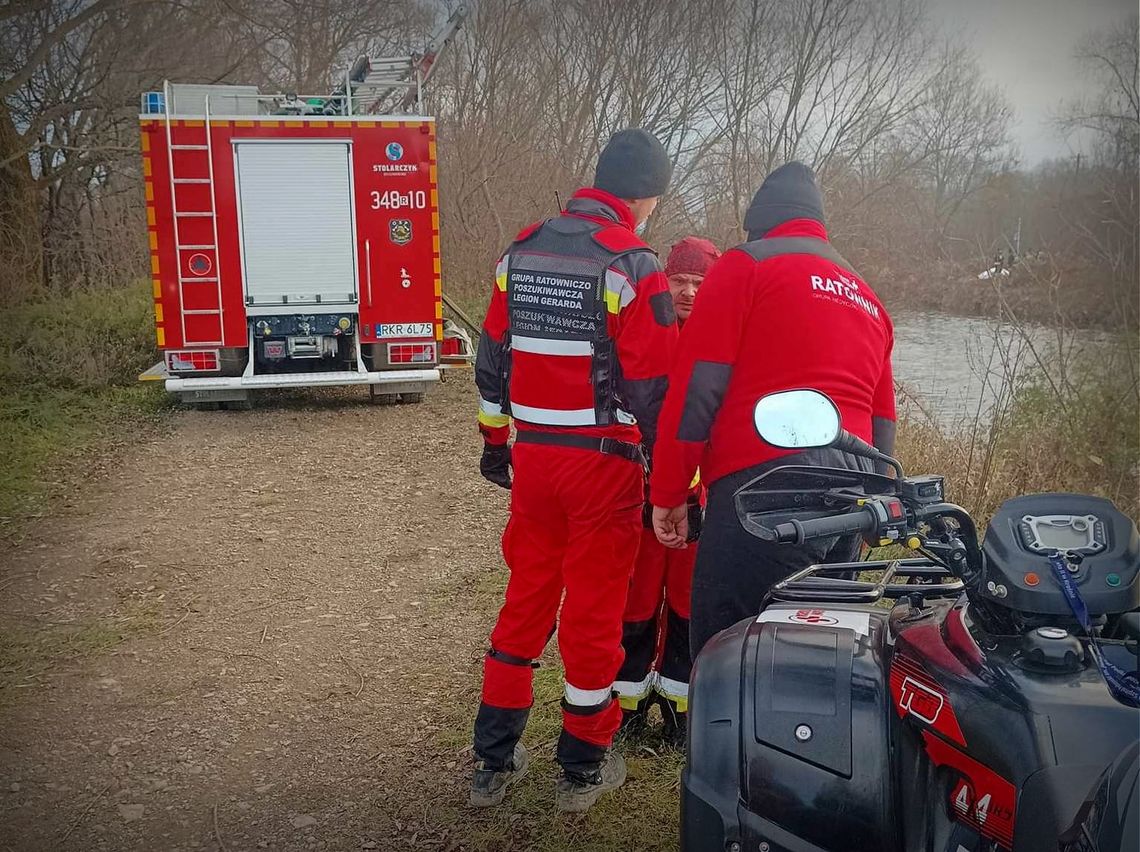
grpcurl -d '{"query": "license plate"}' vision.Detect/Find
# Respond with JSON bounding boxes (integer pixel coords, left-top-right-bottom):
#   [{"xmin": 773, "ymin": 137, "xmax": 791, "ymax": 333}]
[{"xmin": 378, "ymin": 322, "xmax": 433, "ymax": 339}]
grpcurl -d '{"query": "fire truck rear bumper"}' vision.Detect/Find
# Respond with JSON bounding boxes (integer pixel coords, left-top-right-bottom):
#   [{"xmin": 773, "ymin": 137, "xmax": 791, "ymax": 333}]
[{"xmin": 164, "ymin": 368, "xmax": 440, "ymax": 392}]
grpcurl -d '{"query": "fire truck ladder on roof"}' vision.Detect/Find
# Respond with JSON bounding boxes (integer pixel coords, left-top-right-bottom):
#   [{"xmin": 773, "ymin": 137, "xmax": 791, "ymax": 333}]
[
  {"xmin": 163, "ymin": 80, "xmax": 225, "ymax": 347},
  {"xmin": 324, "ymin": 4, "xmax": 468, "ymax": 116}
]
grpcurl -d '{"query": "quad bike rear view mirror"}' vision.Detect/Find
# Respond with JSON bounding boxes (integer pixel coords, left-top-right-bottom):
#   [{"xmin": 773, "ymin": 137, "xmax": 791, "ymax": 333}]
[
  {"xmin": 753, "ymin": 389, "xmax": 841, "ymax": 449},
  {"xmin": 755, "ymin": 388, "xmax": 905, "ymax": 478}
]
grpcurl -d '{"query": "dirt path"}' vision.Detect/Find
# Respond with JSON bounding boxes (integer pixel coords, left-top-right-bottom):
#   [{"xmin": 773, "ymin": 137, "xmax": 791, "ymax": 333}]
[{"xmin": 0, "ymin": 379, "xmax": 681, "ymax": 852}]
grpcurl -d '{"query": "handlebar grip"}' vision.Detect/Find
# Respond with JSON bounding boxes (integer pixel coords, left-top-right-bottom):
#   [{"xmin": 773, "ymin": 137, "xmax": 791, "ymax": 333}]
[{"xmin": 772, "ymin": 507, "xmax": 878, "ymax": 545}]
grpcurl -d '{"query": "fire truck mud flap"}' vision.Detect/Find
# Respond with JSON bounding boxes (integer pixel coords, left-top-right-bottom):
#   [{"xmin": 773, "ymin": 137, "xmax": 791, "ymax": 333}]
[{"xmin": 165, "ymin": 368, "xmax": 440, "ymax": 396}]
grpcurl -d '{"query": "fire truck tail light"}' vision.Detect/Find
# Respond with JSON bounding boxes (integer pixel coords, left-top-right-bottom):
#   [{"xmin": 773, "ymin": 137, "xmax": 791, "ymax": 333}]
[
  {"xmin": 387, "ymin": 343, "xmax": 436, "ymax": 364},
  {"xmin": 166, "ymin": 349, "xmax": 220, "ymax": 372}
]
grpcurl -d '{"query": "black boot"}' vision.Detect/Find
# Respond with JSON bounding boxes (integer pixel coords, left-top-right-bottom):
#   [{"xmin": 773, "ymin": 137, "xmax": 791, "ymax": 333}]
[
  {"xmin": 555, "ymin": 751, "xmax": 627, "ymax": 813},
  {"xmin": 469, "ymin": 742, "xmax": 529, "ymax": 808},
  {"xmin": 616, "ymin": 698, "xmax": 650, "ymax": 742},
  {"xmin": 659, "ymin": 697, "xmax": 687, "ymax": 750}
]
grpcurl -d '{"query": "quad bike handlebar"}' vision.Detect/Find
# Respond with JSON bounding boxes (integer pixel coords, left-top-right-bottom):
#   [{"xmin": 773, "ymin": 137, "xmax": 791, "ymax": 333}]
[
  {"xmin": 770, "ymin": 505, "xmax": 880, "ymax": 545},
  {"xmin": 744, "ymin": 478, "xmax": 984, "ymax": 591}
]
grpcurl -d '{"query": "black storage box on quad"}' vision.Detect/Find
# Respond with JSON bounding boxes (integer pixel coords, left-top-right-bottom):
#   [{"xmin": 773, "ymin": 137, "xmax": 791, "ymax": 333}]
[{"xmin": 682, "ymin": 604, "xmax": 893, "ymax": 852}]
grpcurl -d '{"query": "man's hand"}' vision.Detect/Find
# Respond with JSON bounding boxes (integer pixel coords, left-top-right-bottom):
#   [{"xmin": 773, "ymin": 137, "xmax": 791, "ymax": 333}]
[
  {"xmin": 480, "ymin": 443, "xmax": 512, "ymax": 490},
  {"xmin": 652, "ymin": 504, "xmax": 689, "ymax": 549}
]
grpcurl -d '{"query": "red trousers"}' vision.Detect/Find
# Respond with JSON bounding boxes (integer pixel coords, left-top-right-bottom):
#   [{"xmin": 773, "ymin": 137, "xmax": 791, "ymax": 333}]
[
  {"xmin": 615, "ymin": 527, "xmax": 695, "ymax": 711},
  {"xmin": 473, "ymin": 441, "xmax": 643, "ymax": 774},
  {"xmin": 625, "ymin": 527, "xmax": 695, "ymax": 622}
]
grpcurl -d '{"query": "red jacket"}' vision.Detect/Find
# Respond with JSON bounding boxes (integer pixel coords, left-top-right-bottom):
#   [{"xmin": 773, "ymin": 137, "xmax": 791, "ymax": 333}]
[
  {"xmin": 649, "ymin": 219, "xmax": 895, "ymax": 508},
  {"xmin": 476, "ymin": 188, "xmax": 677, "ymax": 454}
]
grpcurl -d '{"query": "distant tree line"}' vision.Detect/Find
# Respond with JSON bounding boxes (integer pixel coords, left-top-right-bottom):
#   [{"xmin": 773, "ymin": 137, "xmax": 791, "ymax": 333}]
[{"xmin": 1, "ymin": 1, "xmax": 1135, "ymax": 330}]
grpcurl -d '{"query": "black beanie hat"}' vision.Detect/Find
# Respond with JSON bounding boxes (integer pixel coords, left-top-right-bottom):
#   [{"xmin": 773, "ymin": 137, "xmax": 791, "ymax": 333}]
[
  {"xmin": 593, "ymin": 129, "xmax": 673, "ymax": 199},
  {"xmin": 743, "ymin": 161, "xmax": 824, "ymax": 240}
]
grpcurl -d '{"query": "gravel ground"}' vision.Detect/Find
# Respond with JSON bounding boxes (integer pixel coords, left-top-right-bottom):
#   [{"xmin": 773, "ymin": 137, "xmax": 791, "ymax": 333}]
[{"xmin": 0, "ymin": 378, "xmax": 683, "ymax": 852}]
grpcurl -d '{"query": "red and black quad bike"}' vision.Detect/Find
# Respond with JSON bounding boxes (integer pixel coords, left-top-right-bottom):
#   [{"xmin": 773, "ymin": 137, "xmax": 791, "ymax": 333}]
[{"xmin": 682, "ymin": 389, "xmax": 1139, "ymax": 852}]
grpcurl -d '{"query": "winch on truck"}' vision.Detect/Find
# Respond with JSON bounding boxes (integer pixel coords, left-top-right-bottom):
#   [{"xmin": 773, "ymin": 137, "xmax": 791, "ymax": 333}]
[{"xmin": 138, "ymin": 7, "xmax": 470, "ymax": 408}]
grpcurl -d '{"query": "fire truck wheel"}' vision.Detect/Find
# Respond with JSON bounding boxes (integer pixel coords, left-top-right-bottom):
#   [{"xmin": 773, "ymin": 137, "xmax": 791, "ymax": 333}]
[
  {"xmin": 398, "ymin": 393, "xmax": 424, "ymax": 404},
  {"xmin": 369, "ymin": 390, "xmax": 399, "ymax": 406},
  {"xmin": 223, "ymin": 399, "xmax": 253, "ymax": 411},
  {"xmin": 194, "ymin": 402, "xmax": 221, "ymax": 411}
]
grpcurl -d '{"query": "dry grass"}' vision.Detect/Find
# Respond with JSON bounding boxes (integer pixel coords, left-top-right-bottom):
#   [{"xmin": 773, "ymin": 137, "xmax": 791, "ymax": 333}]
[
  {"xmin": 0, "ymin": 603, "xmax": 163, "ymax": 706},
  {"xmin": 895, "ymin": 341, "xmax": 1139, "ymax": 521}
]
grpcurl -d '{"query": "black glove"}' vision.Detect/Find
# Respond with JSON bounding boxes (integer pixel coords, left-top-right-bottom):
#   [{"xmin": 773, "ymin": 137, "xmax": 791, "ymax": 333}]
[
  {"xmin": 641, "ymin": 480, "xmax": 654, "ymax": 529},
  {"xmin": 480, "ymin": 443, "xmax": 512, "ymax": 490}
]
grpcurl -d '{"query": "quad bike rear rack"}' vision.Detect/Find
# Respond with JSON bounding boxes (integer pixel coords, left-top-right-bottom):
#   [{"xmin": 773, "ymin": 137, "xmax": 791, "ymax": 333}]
[{"xmin": 769, "ymin": 558, "xmax": 964, "ymax": 604}]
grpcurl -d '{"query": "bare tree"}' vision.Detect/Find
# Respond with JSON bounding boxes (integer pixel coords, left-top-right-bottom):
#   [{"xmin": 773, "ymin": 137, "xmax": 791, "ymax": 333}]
[
  {"xmin": 1, "ymin": 0, "xmax": 125, "ymax": 301},
  {"xmin": 213, "ymin": 0, "xmax": 432, "ymax": 94},
  {"xmin": 0, "ymin": 0, "xmax": 1092, "ymax": 336},
  {"xmin": 910, "ymin": 45, "xmax": 1016, "ymax": 243},
  {"xmin": 1058, "ymin": 14, "xmax": 1140, "ymax": 173},
  {"xmin": 1055, "ymin": 13, "xmax": 1139, "ymax": 329}
]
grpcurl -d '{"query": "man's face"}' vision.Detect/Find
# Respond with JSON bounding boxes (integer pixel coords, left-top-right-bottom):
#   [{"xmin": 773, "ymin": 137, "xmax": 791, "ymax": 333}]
[{"xmin": 668, "ymin": 273, "xmax": 703, "ymax": 321}]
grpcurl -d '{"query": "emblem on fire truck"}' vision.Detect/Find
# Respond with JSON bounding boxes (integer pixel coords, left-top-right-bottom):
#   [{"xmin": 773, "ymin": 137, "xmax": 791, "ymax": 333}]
[
  {"xmin": 386, "ymin": 142, "xmax": 404, "ymax": 161},
  {"xmin": 389, "ymin": 219, "xmax": 413, "ymax": 245}
]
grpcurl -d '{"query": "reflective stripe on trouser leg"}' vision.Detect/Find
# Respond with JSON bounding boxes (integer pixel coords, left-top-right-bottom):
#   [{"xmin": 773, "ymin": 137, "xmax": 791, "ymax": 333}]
[
  {"xmin": 655, "ymin": 606, "xmax": 692, "ymax": 713},
  {"xmin": 655, "ymin": 675, "xmax": 689, "ymax": 709},
  {"xmin": 549, "ymin": 446, "xmax": 643, "ymax": 774},
  {"xmin": 617, "ymin": 528, "xmax": 667, "ymax": 709},
  {"xmin": 614, "ymin": 619, "xmax": 657, "ymax": 710},
  {"xmin": 613, "ymin": 671, "xmax": 655, "ymax": 711}
]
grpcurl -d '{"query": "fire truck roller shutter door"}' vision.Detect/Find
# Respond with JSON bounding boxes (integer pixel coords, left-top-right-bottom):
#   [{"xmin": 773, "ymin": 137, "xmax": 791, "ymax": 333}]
[{"xmin": 235, "ymin": 142, "xmax": 357, "ymax": 309}]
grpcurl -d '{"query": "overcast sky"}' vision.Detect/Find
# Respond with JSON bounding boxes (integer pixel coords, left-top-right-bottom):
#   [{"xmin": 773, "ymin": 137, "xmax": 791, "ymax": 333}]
[{"xmin": 930, "ymin": 0, "xmax": 1135, "ymax": 164}]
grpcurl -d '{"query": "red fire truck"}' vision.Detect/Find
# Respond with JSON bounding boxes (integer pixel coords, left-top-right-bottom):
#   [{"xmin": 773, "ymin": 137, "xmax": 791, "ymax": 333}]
[{"xmin": 139, "ymin": 8, "xmax": 469, "ymax": 407}]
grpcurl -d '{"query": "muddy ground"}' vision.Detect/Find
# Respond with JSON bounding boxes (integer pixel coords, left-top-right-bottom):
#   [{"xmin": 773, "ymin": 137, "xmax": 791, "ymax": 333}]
[{"xmin": 0, "ymin": 378, "xmax": 682, "ymax": 852}]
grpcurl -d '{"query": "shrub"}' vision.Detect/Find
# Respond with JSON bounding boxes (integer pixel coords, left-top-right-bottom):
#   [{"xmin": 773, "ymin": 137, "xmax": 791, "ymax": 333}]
[
  {"xmin": 0, "ymin": 282, "xmax": 156, "ymax": 393},
  {"xmin": 0, "ymin": 282, "xmax": 162, "ymax": 533}
]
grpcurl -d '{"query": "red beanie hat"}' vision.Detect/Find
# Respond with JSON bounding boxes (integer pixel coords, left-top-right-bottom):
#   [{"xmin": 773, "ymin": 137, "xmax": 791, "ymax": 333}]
[{"xmin": 665, "ymin": 236, "xmax": 721, "ymax": 277}]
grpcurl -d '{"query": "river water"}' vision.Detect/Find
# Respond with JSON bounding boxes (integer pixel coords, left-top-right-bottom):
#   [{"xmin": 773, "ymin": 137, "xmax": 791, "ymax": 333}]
[{"xmin": 891, "ymin": 311, "xmax": 1107, "ymax": 430}]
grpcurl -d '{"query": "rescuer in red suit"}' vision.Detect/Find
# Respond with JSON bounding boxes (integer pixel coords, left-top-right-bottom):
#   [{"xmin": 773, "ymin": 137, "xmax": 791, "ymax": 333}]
[
  {"xmin": 614, "ymin": 237, "xmax": 720, "ymax": 747},
  {"xmin": 649, "ymin": 162, "xmax": 897, "ymax": 659},
  {"xmin": 470, "ymin": 129, "xmax": 678, "ymax": 812}
]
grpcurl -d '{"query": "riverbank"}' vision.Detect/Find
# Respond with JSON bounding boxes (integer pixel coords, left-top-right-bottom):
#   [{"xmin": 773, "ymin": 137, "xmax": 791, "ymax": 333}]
[
  {"xmin": 445, "ymin": 249, "xmax": 1137, "ymax": 339},
  {"xmin": 865, "ymin": 255, "xmax": 1135, "ymax": 334},
  {"xmin": 897, "ymin": 347, "xmax": 1139, "ymax": 520}
]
